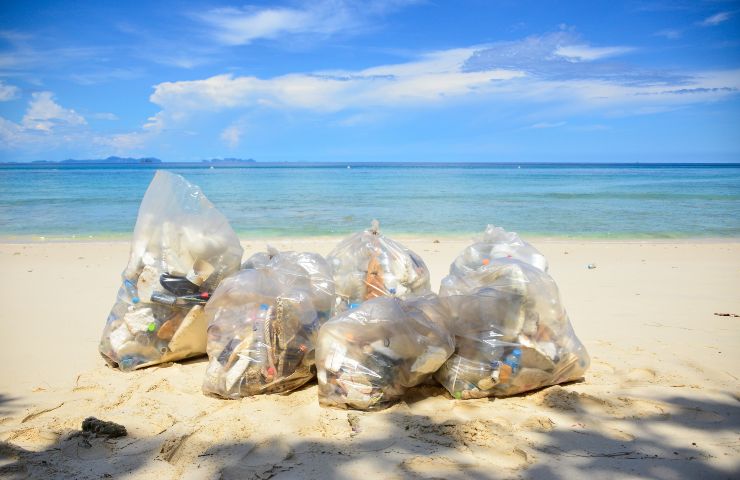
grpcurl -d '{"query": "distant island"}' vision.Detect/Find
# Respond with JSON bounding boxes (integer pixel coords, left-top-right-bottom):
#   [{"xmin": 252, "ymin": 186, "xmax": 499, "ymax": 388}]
[
  {"xmin": 0, "ymin": 156, "xmax": 257, "ymax": 168},
  {"xmin": 31, "ymin": 156, "xmax": 163, "ymax": 165}
]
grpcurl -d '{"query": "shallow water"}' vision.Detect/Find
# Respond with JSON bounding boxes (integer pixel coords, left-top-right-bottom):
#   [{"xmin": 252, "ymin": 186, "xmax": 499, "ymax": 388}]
[{"xmin": 1, "ymin": 163, "xmax": 739, "ymax": 239}]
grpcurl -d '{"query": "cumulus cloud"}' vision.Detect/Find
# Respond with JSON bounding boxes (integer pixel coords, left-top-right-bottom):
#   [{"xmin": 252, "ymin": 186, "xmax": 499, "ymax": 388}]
[
  {"xmin": 0, "ymin": 91, "xmax": 149, "ymax": 155},
  {"xmin": 148, "ymin": 47, "xmax": 523, "ymax": 124},
  {"xmin": 0, "ymin": 81, "xmax": 20, "ymax": 101},
  {"xmin": 699, "ymin": 11, "xmax": 732, "ymax": 27},
  {"xmin": 196, "ymin": 0, "xmax": 419, "ymax": 45},
  {"xmin": 21, "ymin": 92, "xmax": 86, "ymax": 132}
]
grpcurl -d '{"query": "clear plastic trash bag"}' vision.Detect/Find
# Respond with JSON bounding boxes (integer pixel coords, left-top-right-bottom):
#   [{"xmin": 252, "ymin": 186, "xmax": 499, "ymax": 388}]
[
  {"xmin": 202, "ymin": 249, "xmax": 335, "ymax": 398},
  {"xmin": 99, "ymin": 171, "xmax": 243, "ymax": 371},
  {"xmin": 317, "ymin": 295, "xmax": 454, "ymax": 411},
  {"xmin": 328, "ymin": 220, "xmax": 431, "ymax": 312},
  {"xmin": 436, "ymin": 257, "xmax": 589, "ymax": 399},
  {"xmin": 449, "ymin": 225, "xmax": 548, "ymax": 277}
]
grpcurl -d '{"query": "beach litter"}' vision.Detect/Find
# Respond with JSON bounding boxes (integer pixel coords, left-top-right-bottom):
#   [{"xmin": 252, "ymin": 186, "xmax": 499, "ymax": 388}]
[
  {"xmin": 99, "ymin": 171, "xmax": 243, "ymax": 371},
  {"xmin": 96, "ymin": 186, "xmax": 590, "ymax": 410},
  {"xmin": 451, "ymin": 224, "xmax": 548, "ymax": 274},
  {"xmin": 202, "ymin": 248, "xmax": 335, "ymax": 398},
  {"xmin": 435, "ymin": 226, "xmax": 590, "ymax": 399},
  {"xmin": 316, "ymin": 295, "xmax": 454, "ymax": 410},
  {"xmin": 328, "ymin": 220, "xmax": 431, "ymax": 313}
]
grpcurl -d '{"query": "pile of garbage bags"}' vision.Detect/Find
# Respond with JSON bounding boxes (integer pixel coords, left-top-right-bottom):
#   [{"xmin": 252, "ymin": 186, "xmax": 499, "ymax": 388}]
[
  {"xmin": 436, "ymin": 229, "xmax": 589, "ymax": 399},
  {"xmin": 98, "ymin": 170, "xmax": 590, "ymax": 411},
  {"xmin": 202, "ymin": 248, "xmax": 335, "ymax": 398},
  {"xmin": 99, "ymin": 171, "xmax": 243, "ymax": 371},
  {"xmin": 316, "ymin": 295, "xmax": 454, "ymax": 410},
  {"xmin": 328, "ymin": 220, "xmax": 431, "ymax": 312}
]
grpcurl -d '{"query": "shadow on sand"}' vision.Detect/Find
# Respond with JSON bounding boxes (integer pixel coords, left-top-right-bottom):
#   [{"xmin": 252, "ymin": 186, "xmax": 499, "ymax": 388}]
[{"xmin": 1, "ymin": 382, "xmax": 737, "ymax": 479}]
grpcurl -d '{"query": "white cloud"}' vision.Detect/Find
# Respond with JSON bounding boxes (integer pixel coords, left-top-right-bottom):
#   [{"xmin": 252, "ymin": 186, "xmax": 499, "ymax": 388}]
[
  {"xmin": 196, "ymin": 0, "xmax": 419, "ymax": 45},
  {"xmin": 0, "ymin": 81, "xmax": 20, "ymax": 101},
  {"xmin": 555, "ymin": 44, "xmax": 634, "ymax": 62},
  {"xmin": 21, "ymin": 92, "xmax": 86, "ymax": 132},
  {"xmin": 148, "ymin": 50, "xmax": 524, "ymax": 122},
  {"xmin": 143, "ymin": 111, "xmax": 167, "ymax": 132},
  {"xmin": 0, "ymin": 91, "xmax": 150, "ymax": 156},
  {"xmin": 220, "ymin": 124, "xmax": 243, "ymax": 148},
  {"xmin": 699, "ymin": 11, "xmax": 732, "ymax": 27},
  {"xmin": 144, "ymin": 33, "xmax": 740, "ymax": 131},
  {"xmin": 201, "ymin": 7, "xmax": 319, "ymax": 45}
]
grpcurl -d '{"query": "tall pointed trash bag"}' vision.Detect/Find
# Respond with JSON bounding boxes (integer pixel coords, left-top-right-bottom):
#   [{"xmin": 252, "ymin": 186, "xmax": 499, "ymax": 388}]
[
  {"xmin": 436, "ymin": 227, "xmax": 589, "ymax": 399},
  {"xmin": 328, "ymin": 220, "xmax": 431, "ymax": 312},
  {"xmin": 99, "ymin": 171, "xmax": 243, "ymax": 371}
]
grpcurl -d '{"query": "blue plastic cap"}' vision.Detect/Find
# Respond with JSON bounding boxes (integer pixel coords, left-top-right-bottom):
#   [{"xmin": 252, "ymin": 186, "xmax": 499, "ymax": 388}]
[
  {"xmin": 132, "ymin": 297, "xmax": 140, "ymax": 304},
  {"xmin": 260, "ymin": 304, "xmax": 269, "ymax": 310},
  {"xmin": 389, "ymin": 288, "xmax": 396, "ymax": 294},
  {"xmin": 349, "ymin": 303, "xmax": 360, "ymax": 309}
]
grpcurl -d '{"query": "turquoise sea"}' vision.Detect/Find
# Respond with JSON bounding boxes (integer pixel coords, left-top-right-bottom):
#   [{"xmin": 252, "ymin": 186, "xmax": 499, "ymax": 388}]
[{"xmin": 1, "ymin": 163, "xmax": 739, "ymax": 239}]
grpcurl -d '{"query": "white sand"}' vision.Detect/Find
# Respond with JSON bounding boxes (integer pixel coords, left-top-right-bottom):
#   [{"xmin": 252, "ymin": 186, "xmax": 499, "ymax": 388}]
[{"xmin": 1, "ymin": 237, "xmax": 739, "ymax": 479}]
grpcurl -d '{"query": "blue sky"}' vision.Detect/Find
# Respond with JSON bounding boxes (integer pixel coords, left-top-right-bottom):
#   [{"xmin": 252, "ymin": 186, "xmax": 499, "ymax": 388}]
[{"xmin": 1, "ymin": 0, "xmax": 739, "ymax": 162}]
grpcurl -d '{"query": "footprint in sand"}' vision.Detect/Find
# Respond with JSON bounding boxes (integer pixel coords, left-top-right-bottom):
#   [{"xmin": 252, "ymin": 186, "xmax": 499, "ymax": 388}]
[
  {"xmin": 61, "ymin": 433, "xmax": 115, "ymax": 461},
  {"xmin": 219, "ymin": 439, "xmax": 294, "ymax": 480},
  {"xmin": 534, "ymin": 386, "xmax": 581, "ymax": 411},
  {"xmin": 521, "ymin": 415, "xmax": 555, "ymax": 432},
  {"xmin": 624, "ymin": 367, "xmax": 658, "ymax": 385},
  {"xmin": 605, "ymin": 428, "xmax": 636, "ymax": 441},
  {"xmin": 400, "ymin": 456, "xmax": 477, "ymax": 477},
  {"xmin": 408, "ymin": 418, "xmax": 533, "ymax": 470}
]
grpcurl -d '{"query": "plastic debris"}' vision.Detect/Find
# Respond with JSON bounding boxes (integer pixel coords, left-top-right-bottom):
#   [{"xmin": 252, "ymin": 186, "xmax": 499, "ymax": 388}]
[
  {"xmin": 436, "ymin": 231, "xmax": 589, "ymax": 399},
  {"xmin": 587, "ymin": 263, "xmax": 597, "ymax": 270},
  {"xmin": 449, "ymin": 224, "xmax": 548, "ymax": 276},
  {"xmin": 202, "ymin": 249, "xmax": 335, "ymax": 398},
  {"xmin": 328, "ymin": 220, "xmax": 431, "ymax": 312},
  {"xmin": 317, "ymin": 295, "xmax": 454, "ymax": 411},
  {"xmin": 99, "ymin": 171, "xmax": 243, "ymax": 371}
]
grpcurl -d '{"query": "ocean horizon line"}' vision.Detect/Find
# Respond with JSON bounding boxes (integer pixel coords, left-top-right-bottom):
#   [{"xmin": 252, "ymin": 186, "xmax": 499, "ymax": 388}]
[
  {"xmin": 3, "ymin": 230, "xmax": 739, "ymax": 244},
  {"xmin": 2, "ymin": 160, "xmax": 740, "ymax": 170}
]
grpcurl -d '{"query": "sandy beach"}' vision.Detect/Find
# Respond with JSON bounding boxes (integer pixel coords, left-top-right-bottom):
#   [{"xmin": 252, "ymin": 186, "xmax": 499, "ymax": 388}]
[{"xmin": 0, "ymin": 237, "xmax": 738, "ymax": 479}]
